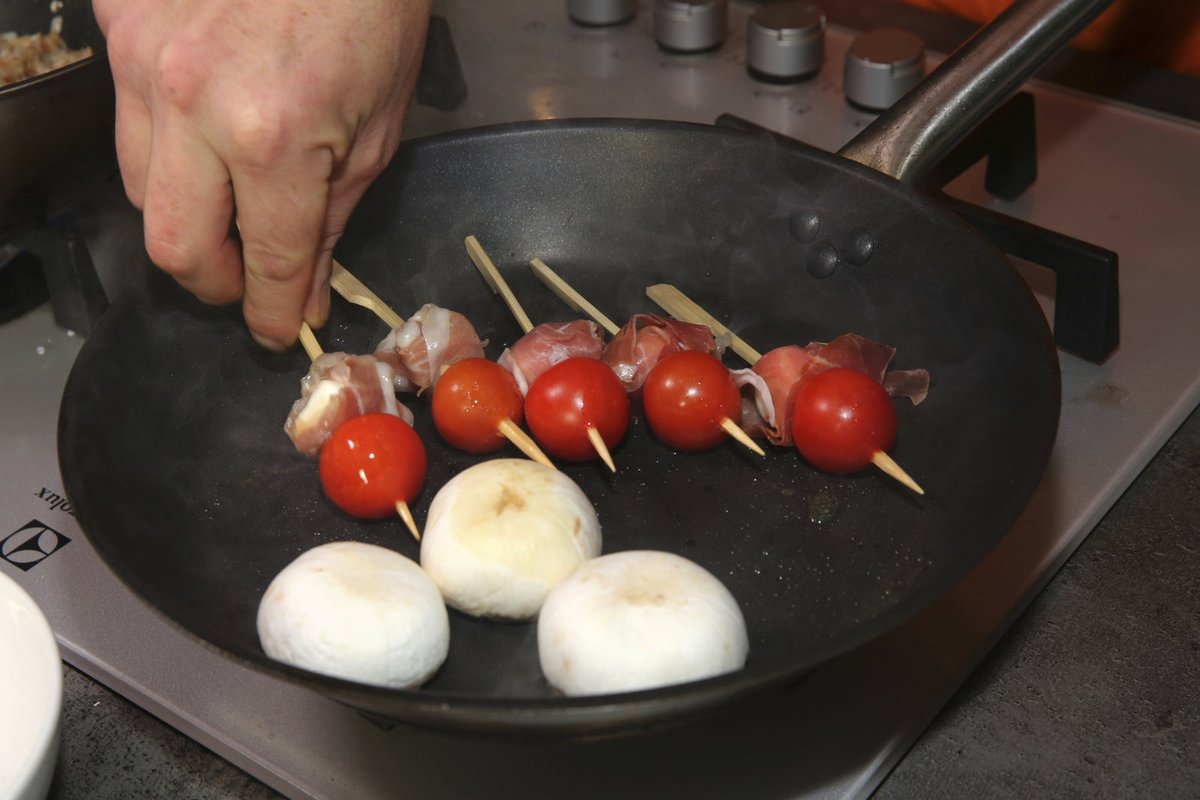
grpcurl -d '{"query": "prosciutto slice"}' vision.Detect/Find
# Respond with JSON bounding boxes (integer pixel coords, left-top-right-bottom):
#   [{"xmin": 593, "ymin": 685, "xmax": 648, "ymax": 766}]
[
  {"xmin": 740, "ymin": 334, "xmax": 931, "ymax": 446},
  {"xmin": 601, "ymin": 314, "xmax": 720, "ymax": 392},
  {"xmin": 373, "ymin": 303, "xmax": 485, "ymax": 393},
  {"xmin": 284, "ymin": 353, "xmax": 414, "ymax": 457},
  {"xmin": 497, "ymin": 320, "xmax": 605, "ymax": 395}
]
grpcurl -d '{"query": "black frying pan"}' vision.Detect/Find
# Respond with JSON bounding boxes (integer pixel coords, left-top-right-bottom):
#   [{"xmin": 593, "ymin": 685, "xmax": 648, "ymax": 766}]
[
  {"xmin": 57, "ymin": 0, "xmax": 1108, "ymax": 735},
  {"xmin": 0, "ymin": 0, "xmax": 114, "ymax": 229}
]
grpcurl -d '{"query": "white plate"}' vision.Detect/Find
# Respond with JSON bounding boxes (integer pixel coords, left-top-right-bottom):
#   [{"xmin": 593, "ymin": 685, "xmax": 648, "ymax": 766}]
[{"xmin": 0, "ymin": 571, "xmax": 61, "ymax": 800}]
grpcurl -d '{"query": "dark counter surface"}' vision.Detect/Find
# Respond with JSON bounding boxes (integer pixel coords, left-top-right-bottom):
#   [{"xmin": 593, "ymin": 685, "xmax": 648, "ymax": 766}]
[{"xmin": 43, "ymin": 404, "xmax": 1200, "ymax": 799}]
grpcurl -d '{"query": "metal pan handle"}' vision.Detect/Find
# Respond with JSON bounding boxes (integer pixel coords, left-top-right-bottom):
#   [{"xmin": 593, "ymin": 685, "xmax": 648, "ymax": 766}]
[{"xmin": 837, "ymin": 0, "xmax": 1114, "ymax": 184}]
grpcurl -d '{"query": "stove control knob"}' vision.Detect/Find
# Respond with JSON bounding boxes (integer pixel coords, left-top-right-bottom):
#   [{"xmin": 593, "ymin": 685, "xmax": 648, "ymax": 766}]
[
  {"xmin": 746, "ymin": 2, "xmax": 826, "ymax": 83},
  {"xmin": 567, "ymin": 0, "xmax": 636, "ymax": 27},
  {"xmin": 843, "ymin": 28, "xmax": 925, "ymax": 111},
  {"xmin": 654, "ymin": 0, "xmax": 727, "ymax": 53}
]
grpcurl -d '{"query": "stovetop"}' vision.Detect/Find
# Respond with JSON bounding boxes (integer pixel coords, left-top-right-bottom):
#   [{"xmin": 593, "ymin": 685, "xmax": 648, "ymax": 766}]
[{"xmin": 3, "ymin": 1, "xmax": 1200, "ymax": 798}]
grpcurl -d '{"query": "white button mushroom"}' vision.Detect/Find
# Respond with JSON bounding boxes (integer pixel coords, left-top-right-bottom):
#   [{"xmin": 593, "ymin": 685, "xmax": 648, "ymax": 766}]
[
  {"xmin": 420, "ymin": 459, "xmax": 602, "ymax": 620},
  {"xmin": 537, "ymin": 550, "xmax": 749, "ymax": 696},
  {"xmin": 256, "ymin": 541, "xmax": 449, "ymax": 689}
]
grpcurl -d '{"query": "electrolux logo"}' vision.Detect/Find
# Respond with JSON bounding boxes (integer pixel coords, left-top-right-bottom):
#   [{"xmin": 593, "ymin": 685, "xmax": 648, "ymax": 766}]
[{"xmin": 1, "ymin": 520, "xmax": 71, "ymax": 571}]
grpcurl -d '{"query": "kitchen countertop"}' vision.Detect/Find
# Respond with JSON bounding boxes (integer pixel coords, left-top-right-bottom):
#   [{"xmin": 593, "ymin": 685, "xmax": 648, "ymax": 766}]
[{"xmin": 42, "ymin": 404, "xmax": 1200, "ymax": 799}]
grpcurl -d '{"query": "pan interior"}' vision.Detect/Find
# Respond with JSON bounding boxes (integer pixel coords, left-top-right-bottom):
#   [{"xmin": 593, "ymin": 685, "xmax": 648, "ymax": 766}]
[{"xmin": 58, "ymin": 120, "xmax": 1059, "ymax": 733}]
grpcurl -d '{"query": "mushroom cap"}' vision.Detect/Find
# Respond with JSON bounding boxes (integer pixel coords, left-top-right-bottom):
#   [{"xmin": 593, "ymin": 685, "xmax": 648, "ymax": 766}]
[
  {"xmin": 420, "ymin": 459, "xmax": 602, "ymax": 620},
  {"xmin": 256, "ymin": 541, "xmax": 449, "ymax": 689},
  {"xmin": 537, "ymin": 550, "xmax": 749, "ymax": 696}
]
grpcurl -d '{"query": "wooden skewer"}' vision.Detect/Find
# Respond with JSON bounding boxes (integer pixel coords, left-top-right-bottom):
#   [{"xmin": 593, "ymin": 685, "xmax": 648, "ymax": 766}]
[
  {"xmin": 296, "ymin": 322, "xmax": 423, "ymax": 539},
  {"xmin": 330, "ymin": 260, "xmax": 406, "ymax": 329},
  {"xmin": 586, "ymin": 427, "xmax": 617, "ymax": 473},
  {"xmin": 720, "ymin": 418, "xmax": 766, "ymax": 457},
  {"xmin": 466, "ymin": 238, "xmax": 622, "ymax": 470},
  {"xmin": 646, "ymin": 283, "xmax": 763, "ymax": 364},
  {"xmin": 644, "ymin": 288, "xmax": 924, "ymax": 494},
  {"xmin": 522, "ymin": 263, "xmax": 760, "ymax": 461},
  {"xmin": 870, "ymin": 452, "xmax": 925, "ymax": 496},
  {"xmin": 298, "ymin": 321, "xmax": 324, "ymax": 362},
  {"xmin": 465, "ymin": 235, "xmax": 534, "ymax": 334},
  {"xmin": 497, "ymin": 419, "xmax": 556, "ymax": 469},
  {"xmin": 529, "ymin": 258, "xmax": 621, "ymax": 336},
  {"xmin": 394, "ymin": 501, "xmax": 421, "ymax": 541}
]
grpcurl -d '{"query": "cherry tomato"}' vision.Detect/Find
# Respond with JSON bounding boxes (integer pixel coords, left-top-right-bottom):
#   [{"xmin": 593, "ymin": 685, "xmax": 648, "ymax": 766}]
[
  {"xmin": 319, "ymin": 413, "xmax": 428, "ymax": 519},
  {"xmin": 641, "ymin": 351, "xmax": 741, "ymax": 451},
  {"xmin": 524, "ymin": 357, "xmax": 630, "ymax": 461},
  {"xmin": 791, "ymin": 367, "xmax": 897, "ymax": 474},
  {"xmin": 431, "ymin": 357, "xmax": 524, "ymax": 453}
]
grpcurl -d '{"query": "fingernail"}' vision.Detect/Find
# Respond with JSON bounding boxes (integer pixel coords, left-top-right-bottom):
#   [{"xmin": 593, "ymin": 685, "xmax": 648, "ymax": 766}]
[{"xmin": 250, "ymin": 330, "xmax": 288, "ymax": 351}]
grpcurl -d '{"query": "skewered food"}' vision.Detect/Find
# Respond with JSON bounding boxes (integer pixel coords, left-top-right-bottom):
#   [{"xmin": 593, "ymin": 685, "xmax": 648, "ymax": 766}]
[
  {"xmin": 524, "ymin": 357, "xmax": 630, "ymax": 468},
  {"xmin": 373, "ymin": 303, "xmax": 486, "ymax": 394},
  {"xmin": 284, "ymin": 352, "xmax": 414, "ymax": 457},
  {"xmin": 256, "ymin": 542, "xmax": 449, "ymax": 689},
  {"xmin": 537, "ymin": 550, "xmax": 749, "ymax": 696},
  {"xmin": 738, "ymin": 334, "xmax": 929, "ymax": 447},
  {"xmin": 420, "ymin": 459, "xmax": 602, "ymax": 620},
  {"xmin": 497, "ymin": 320, "xmax": 605, "ymax": 395},
  {"xmin": 601, "ymin": 314, "xmax": 720, "ymax": 392},
  {"xmin": 642, "ymin": 351, "xmax": 753, "ymax": 453},
  {"xmin": 319, "ymin": 413, "xmax": 428, "ymax": 520},
  {"xmin": 430, "ymin": 357, "xmax": 525, "ymax": 453},
  {"xmin": 791, "ymin": 368, "xmax": 899, "ymax": 474}
]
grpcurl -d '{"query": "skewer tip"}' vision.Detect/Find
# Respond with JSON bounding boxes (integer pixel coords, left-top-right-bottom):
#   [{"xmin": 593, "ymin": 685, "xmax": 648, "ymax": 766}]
[
  {"xmin": 720, "ymin": 418, "xmax": 766, "ymax": 457},
  {"xmin": 395, "ymin": 500, "xmax": 422, "ymax": 541},
  {"xmin": 870, "ymin": 451, "xmax": 925, "ymax": 495},
  {"xmin": 586, "ymin": 426, "xmax": 617, "ymax": 473},
  {"xmin": 497, "ymin": 418, "xmax": 557, "ymax": 470}
]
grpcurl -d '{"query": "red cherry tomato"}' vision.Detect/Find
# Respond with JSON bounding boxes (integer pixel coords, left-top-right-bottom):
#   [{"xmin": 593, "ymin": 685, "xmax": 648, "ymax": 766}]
[
  {"xmin": 791, "ymin": 367, "xmax": 897, "ymax": 474},
  {"xmin": 431, "ymin": 357, "xmax": 524, "ymax": 453},
  {"xmin": 524, "ymin": 357, "xmax": 630, "ymax": 462},
  {"xmin": 642, "ymin": 351, "xmax": 741, "ymax": 451},
  {"xmin": 319, "ymin": 413, "xmax": 428, "ymax": 519}
]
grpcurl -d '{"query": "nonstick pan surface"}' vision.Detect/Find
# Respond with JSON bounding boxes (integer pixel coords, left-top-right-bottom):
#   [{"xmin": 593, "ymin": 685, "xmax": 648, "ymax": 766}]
[{"xmin": 58, "ymin": 118, "xmax": 1060, "ymax": 734}]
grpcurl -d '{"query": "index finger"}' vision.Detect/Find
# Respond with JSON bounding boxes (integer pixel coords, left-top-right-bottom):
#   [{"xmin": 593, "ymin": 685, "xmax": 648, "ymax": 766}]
[{"xmin": 230, "ymin": 149, "xmax": 334, "ymax": 349}]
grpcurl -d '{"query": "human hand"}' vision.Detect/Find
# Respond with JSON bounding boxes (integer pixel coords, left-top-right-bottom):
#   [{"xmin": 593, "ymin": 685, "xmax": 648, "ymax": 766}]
[{"xmin": 95, "ymin": 0, "xmax": 432, "ymax": 348}]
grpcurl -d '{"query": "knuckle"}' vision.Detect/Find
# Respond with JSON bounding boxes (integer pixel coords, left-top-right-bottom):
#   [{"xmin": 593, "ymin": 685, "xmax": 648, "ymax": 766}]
[
  {"xmin": 154, "ymin": 40, "xmax": 208, "ymax": 112},
  {"xmin": 227, "ymin": 106, "xmax": 292, "ymax": 168},
  {"xmin": 244, "ymin": 245, "xmax": 306, "ymax": 285}
]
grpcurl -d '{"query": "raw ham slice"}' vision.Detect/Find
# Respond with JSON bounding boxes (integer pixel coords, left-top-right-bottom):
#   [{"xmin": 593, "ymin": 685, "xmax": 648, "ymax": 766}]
[
  {"xmin": 739, "ymin": 334, "xmax": 931, "ymax": 446},
  {"xmin": 497, "ymin": 320, "xmax": 605, "ymax": 395},
  {"xmin": 284, "ymin": 353, "xmax": 414, "ymax": 457},
  {"xmin": 601, "ymin": 314, "xmax": 720, "ymax": 392},
  {"xmin": 374, "ymin": 303, "xmax": 485, "ymax": 393}
]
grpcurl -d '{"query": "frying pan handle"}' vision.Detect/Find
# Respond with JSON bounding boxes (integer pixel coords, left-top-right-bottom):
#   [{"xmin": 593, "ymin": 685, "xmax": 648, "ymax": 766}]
[{"xmin": 837, "ymin": 0, "xmax": 1115, "ymax": 183}]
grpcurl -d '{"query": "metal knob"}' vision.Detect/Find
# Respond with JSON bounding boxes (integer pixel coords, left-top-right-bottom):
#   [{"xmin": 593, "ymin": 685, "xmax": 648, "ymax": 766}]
[
  {"xmin": 567, "ymin": 0, "xmax": 636, "ymax": 27},
  {"xmin": 843, "ymin": 28, "xmax": 926, "ymax": 111},
  {"xmin": 746, "ymin": 2, "xmax": 826, "ymax": 83},
  {"xmin": 654, "ymin": 0, "xmax": 727, "ymax": 54}
]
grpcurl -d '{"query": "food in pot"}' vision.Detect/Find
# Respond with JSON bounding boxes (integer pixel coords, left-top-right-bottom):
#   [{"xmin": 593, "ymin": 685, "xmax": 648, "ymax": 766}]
[
  {"xmin": 256, "ymin": 542, "xmax": 449, "ymax": 689},
  {"xmin": 373, "ymin": 303, "xmax": 485, "ymax": 393},
  {"xmin": 642, "ymin": 351, "xmax": 744, "ymax": 452},
  {"xmin": 430, "ymin": 357, "xmax": 525, "ymax": 454},
  {"xmin": 601, "ymin": 313, "xmax": 721, "ymax": 392},
  {"xmin": 0, "ymin": 27, "xmax": 92, "ymax": 87},
  {"xmin": 537, "ymin": 550, "xmax": 749, "ymax": 696},
  {"xmin": 319, "ymin": 413, "xmax": 427, "ymax": 519},
  {"xmin": 497, "ymin": 320, "xmax": 605, "ymax": 395},
  {"xmin": 420, "ymin": 459, "xmax": 601, "ymax": 620},
  {"xmin": 524, "ymin": 356, "xmax": 630, "ymax": 464},
  {"xmin": 284, "ymin": 352, "xmax": 413, "ymax": 457},
  {"xmin": 791, "ymin": 367, "xmax": 900, "ymax": 475},
  {"xmin": 737, "ymin": 333, "xmax": 929, "ymax": 447}
]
